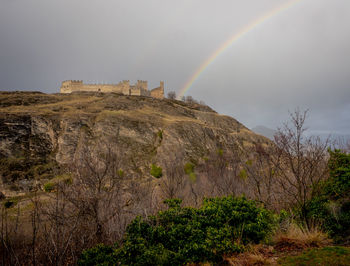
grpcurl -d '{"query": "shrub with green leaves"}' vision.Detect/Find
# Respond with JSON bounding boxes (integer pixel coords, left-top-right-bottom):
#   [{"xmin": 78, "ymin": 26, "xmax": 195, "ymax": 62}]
[
  {"xmin": 307, "ymin": 149, "xmax": 350, "ymax": 242},
  {"xmin": 79, "ymin": 244, "xmax": 118, "ymax": 266},
  {"xmin": 184, "ymin": 162, "xmax": 196, "ymax": 182},
  {"xmin": 79, "ymin": 196, "xmax": 274, "ymax": 265},
  {"xmin": 43, "ymin": 182, "xmax": 55, "ymax": 192},
  {"xmin": 150, "ymin": 164, "xmax": 162, "ymax": 178},
  {"xmin": 324, "ymin": 149, "xmax": 350, "ymax": 199}
]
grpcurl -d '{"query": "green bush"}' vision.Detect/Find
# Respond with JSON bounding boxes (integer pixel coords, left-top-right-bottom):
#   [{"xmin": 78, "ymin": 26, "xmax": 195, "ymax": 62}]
[
  {"xmin": 78, "ymin": 244, "xmax": 118, "ymax": 266},
  {"xmin": 307, "ymin": 149, "xmax": 350, "ymax": 242},
  {"xmin": 184, "ymin": 162, "xmax": 196, "ymax": 182},
  {"xmin": 43, "ymin": 182, "xmax": 55, "ymax": 192},
  {"xmin": 184, "ymin": 162, "xmax": 195, "ymax": 175},
  {"xmin": 324, "ymin": 149, "xmax": 350, "ymax": 199},
  {"xmin": 150, "ymin": 164, "xmax": 162, "ymax": 178},
  {"xmin": 80, "ymin": 196, "xmax": 274, "ymax": 265}
]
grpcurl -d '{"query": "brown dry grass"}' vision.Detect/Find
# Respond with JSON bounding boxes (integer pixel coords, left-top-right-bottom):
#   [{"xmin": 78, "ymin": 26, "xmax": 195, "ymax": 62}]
[
  {"xmin": 223, "ymin": 223, "xmax": 332, "ymax": 265},
  {"xmin": 224, "ymin": 245, "xmax": 276, "ymax": 265},
  {"xmin": 273, "ymin": 223, "xmax": 331, "ymax": 253}
]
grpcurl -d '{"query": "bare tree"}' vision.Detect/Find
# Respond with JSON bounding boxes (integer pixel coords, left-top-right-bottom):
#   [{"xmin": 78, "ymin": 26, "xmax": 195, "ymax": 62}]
[
  {"xmin": 184, "ymin": 95, "xmax": 198, "ymax": 104},
  {"xmin": 334, "ymin": 136, "xmax": 350, "ymax": 153},
  {"xmin": 127, "ymin": 175, "xmax": 158, "ymax": 219},
  {"xmin": 159, "ymin": 154, "xmax": 186, "ymax": 200},
  {"xmin": 273, "ymin": 109, "xmax": 329, "ymax": 227},
  {"xmin": 0, "ymin": 131, "xmax": 161, "ymax": 264},
  {"xmin": 64, "ymin": 137, "xmax": 126, "ymax": 243},
  {"xmin": 200, "ymin": 147, "xmax": 243, "ymax": 197},
  {"xmin": 167, "ymin": 91, "xmax": 176, "ymax": 100},
  {"xmin": 243, "ymin": 143, "xmax": 281, "ymax": 209}
]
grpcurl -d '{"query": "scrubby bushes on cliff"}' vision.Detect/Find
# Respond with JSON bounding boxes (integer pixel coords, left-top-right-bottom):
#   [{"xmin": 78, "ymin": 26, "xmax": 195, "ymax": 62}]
[
  {"xmin": 0, "ymin": 157, "xmax": 57, "ymax": 184},
  {"xmin": 79, "ymin": 196, "xmax": 274, "ymax": 265}
]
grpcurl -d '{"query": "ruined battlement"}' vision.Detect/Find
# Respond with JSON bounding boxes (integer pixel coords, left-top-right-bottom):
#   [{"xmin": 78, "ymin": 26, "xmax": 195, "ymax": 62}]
[
  {"xmin": 62, "ymin": 80, "xmax": 83, "ymax": 84},
  {"xmin": 60, "ymin": 80, "xmax": 164, "ymax": 99}
]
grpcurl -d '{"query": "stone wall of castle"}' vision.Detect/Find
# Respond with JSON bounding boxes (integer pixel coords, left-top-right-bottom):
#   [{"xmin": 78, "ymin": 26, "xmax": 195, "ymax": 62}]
[
  {"xmin": 150, "ymin": 81, "xmax": 164, "ymax": 99},
  {"xmin": 60, "ymin": 80, "xmax": 164, "ymax": 99}
]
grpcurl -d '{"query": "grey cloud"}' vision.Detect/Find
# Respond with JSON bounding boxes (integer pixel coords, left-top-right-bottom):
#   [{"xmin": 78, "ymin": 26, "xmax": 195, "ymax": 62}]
[{"xmin": 0, "ymin": 0, "xmax": 349, "ymax": 134}]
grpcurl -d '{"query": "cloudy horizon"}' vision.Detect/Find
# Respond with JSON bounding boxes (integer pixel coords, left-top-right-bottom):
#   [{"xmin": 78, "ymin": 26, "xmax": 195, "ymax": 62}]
[{"xmin": 1, "ymin": 0, "xmax": 349, "ymax": 135}]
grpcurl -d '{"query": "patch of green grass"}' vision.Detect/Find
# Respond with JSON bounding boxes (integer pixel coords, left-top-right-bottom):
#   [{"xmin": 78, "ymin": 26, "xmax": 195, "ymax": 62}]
[{"xmin": 279, "ymin": 246, "xmax": 350, "ymax": 265}]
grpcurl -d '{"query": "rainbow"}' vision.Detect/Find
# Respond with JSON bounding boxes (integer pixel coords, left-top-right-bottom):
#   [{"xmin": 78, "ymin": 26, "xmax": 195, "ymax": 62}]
[{"xmin": 178, "ymin": 0, "xmax": 303, "ymax": 99}]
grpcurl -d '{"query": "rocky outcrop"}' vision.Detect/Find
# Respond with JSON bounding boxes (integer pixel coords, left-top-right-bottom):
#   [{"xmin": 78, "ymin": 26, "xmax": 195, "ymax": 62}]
[{"xmin": 0, "ymin": 91, "xmax": 270, "ymax": 193}]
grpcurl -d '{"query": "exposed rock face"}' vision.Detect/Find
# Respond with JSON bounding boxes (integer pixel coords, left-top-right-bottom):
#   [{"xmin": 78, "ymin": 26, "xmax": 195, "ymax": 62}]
[
  {"xmin": 0, "ymin": 114, "xmax": 56, "ymax": 158},
  {"xmin": 0, "ymin": 91, "xmax": 269, "ymax": 192}
]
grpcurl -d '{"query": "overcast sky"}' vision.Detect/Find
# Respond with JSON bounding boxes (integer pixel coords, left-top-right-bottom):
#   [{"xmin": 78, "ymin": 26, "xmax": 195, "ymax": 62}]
[{"xmin": 0, "ymin": 0, "xmax": 349, "ymax": 135}]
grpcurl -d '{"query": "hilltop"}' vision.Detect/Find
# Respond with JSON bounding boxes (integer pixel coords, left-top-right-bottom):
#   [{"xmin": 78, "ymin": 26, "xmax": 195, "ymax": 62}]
[{"xmin": 0, "ymin": 91, "xmax": 269, "ymax": 195}]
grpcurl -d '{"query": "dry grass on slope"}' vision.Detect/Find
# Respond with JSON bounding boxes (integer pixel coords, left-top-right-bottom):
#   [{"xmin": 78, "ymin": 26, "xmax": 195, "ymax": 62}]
[
  {"xmin": 224, "ymin": 223, "xmax": 332, "ymax": 265},
  {"xmin": 273, "ymin": 223, "xmax": 331, "ymax": 253},
  {"xmin": 224, "ymin": 244, "xmax": 276, "ymax": 265}
]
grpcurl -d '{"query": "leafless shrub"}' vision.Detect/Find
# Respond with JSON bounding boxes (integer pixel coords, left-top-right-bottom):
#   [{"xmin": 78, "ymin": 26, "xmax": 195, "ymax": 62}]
[
  {"xmin": 243, "ymin": 143, "xmax": 281, "ymax": 209},
  {"xmin": 333, "ymin": 135, "xmax": 350, "ymax": 152},
  {"xmin": 167, "ymin": 91, "xmax": 176, "ymax": 100},
  {"xmin": 159, "ymin": 154, "xmax": 186, "ymax": 200},
  {"xmin": 0, "ymin": 131, "xmax": 158, "ymax": 265},
  {"xmin": 199, "ymin": 146, "xmax": 243, "ymax": 197},
  {"xmin": 1, "ymin": 204, "xmax": 24, "ymax": 265},
  {"xmin": 65, "ymin": 138, "xmax": 125, "ymax": 243},
  {"xmin": 183, "ymin": 95, "xmax": 198, "ymax": 104},
  {"xmin": 273, "ymin": 109, "xmax": 330, "ymax": 226}
]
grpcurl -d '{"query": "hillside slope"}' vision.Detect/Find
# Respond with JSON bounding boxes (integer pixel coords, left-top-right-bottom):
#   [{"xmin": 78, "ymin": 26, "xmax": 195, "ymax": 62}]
[{"xmin": 0, "ymin": 91, "xmax": 269, "ymax": 195}]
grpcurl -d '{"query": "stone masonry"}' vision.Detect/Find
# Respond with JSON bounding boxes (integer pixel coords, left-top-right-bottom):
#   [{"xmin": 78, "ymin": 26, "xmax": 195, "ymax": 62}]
[{"xmin": 60, "ymin": 80, "xmax": 164, "ymax": 99}]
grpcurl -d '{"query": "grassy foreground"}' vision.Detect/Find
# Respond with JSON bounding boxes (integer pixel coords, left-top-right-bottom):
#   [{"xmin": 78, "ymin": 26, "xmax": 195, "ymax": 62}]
[{"xmin": 279, "ymin": 246, "xmax": 350, "ymax": 266}]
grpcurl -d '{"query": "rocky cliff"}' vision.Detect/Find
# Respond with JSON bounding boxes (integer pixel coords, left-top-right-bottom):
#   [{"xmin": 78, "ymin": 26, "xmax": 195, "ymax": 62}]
[{"xmin": 0, "ymin": 91, "xmax": 269, "ymax": 195}]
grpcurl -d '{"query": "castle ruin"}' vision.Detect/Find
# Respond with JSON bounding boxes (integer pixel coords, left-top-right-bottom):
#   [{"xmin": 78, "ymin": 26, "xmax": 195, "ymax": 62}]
[{"xmin": 60, "ymin": 80, "xmax": 164, "ymax": 99}]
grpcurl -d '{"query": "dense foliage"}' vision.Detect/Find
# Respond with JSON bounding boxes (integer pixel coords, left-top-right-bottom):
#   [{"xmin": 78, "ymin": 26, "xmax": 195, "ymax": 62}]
[
  {"xmin": 79, "ymin": 196, "xmax": 274, "ymax": 265},
  {"xmin": 307, "ymin": 150, "xmax": 350, "ymax": 241},
  {"xmin": 79, "ymin": 244, "xmax": 118, "ymax": 266}
]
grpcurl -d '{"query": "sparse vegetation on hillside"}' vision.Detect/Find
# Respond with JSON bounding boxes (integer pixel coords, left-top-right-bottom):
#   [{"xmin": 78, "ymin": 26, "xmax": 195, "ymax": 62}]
[{"xmin": 1, "ymin": 94, "xmax": 349, "ymax": 265}]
